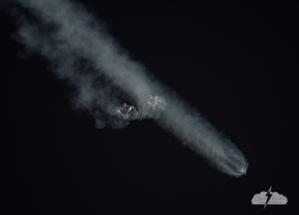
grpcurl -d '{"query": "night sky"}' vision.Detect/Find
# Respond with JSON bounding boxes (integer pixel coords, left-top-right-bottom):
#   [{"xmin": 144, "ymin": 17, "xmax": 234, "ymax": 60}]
[{"xmin": 1, "ymin": 0, "xmax": 298, "ymax": 214}]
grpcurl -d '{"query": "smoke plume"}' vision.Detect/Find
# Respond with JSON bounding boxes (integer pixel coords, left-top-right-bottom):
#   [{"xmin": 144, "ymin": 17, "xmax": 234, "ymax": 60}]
[{"xmin": 11, "ymin": 0, "xmax": 248, "ymax": 176}]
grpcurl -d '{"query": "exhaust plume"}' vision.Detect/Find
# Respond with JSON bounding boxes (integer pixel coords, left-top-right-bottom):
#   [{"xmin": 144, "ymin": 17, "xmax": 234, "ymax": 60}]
[{"xmin": 11, "ymin": 0, "xmax": 248, "ymax": 177}]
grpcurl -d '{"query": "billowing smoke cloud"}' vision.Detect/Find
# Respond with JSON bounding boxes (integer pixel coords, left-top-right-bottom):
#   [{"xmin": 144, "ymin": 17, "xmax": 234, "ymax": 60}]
[{"xmin": 11, "ymin": 0, "xmax": 248, "ymax": 177}]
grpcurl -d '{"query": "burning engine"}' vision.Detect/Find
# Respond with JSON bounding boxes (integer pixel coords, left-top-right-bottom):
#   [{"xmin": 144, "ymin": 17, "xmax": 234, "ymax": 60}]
[{"xmin": 116, "ymin": 95, "xmax": 166, "ymax": 120}]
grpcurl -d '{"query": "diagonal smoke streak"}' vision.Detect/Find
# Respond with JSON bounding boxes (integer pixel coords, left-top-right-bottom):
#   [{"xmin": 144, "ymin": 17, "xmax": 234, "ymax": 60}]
[{"xmin": 11, "ymin": 0, "xmax": 248, "ymax": 176}]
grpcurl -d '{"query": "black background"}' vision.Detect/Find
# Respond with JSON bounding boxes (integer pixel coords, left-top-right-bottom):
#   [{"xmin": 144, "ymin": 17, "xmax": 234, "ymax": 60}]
[{"xmin": 1, "ymin": 0, "xmax": 298, "ymax": 214}]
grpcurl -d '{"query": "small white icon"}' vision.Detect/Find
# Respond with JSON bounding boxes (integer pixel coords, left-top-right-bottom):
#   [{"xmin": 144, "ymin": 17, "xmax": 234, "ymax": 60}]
[{"xmin": 251, "ymin": 186, "xmax": 287, "ymax": 208}]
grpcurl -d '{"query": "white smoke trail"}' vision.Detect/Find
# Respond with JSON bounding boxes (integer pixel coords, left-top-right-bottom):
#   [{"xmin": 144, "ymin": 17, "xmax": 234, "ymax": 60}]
[{"xmin": 11, "ymin": 0, "xmax": 248, "ymax": 176}]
